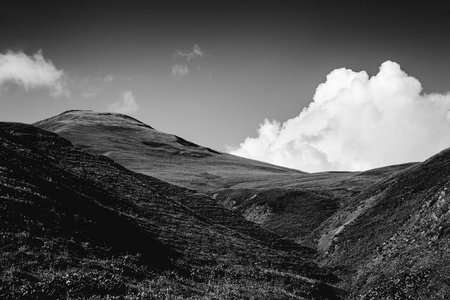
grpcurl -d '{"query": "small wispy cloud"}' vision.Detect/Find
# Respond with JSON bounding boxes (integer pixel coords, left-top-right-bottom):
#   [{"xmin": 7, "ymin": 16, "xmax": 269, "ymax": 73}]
[
  {"xmin": 77, "ymin": 74, "xmax": 114, "ymax": 99},
  {"xmin": 173, "ymin": 44, "xmax": 204, "ymax": 61},
  {"xmin": 107, "ymin": 90, "xmax": 139, "ymax": 114},
  {"xmin": 171, "ymin": 64, "xmax": 190, "ymax": 77},
  {"xmin": 103, "ymin": 74, "xmax": 114, "ymax": 83},
  {"xmin": 171, "ymin": 44, "xmax": 205, "ymax": 78},
  {"xmin": 0, "ymin": 50, "xmax": 69, "ymax": 97},
  {"xmin": 81, "ymin": 91, "xmax": 98, "ymax": 99}
]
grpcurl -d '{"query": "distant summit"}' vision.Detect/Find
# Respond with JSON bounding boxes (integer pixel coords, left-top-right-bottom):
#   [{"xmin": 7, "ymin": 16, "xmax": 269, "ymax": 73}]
[
  {"xmin": 35, "ymin": 110, "xmax": 155, "ymax": 131},
  {"xmin": 35, "ymin": 110, "xmax": 300, "ymax": 193}
]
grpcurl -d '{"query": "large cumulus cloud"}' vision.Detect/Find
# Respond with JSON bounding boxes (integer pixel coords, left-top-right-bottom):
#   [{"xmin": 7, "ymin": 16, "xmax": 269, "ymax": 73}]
[{"xmin": 231, "ymin": 61, "xmax": 450, "ymax": 172}]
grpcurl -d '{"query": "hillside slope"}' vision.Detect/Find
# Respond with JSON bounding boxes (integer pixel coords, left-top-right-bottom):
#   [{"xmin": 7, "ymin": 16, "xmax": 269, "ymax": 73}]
[
  {"xmin": 0, "ymin": 122, "xmax": 346, "ymax": 299},
  {"xmin": 35, "ymin": 110, "xmax": 414, "ymax": 246},
  {"xmin": 34, "ymin": 110, "xmax": 303, "ymax": 193},
  {"xmin": 320, "ymin": 146, "xmax": 450, "ymax": 299}
]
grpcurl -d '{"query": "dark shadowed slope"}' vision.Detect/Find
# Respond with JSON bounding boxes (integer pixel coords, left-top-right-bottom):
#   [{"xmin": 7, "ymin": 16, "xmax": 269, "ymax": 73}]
[
  {"xmin": 319, "ymin": 146, "xmax": 450, "ymax": 299},
  {"xmin": 35, "ymin": 111, "xmax": 414, "ymax": 247},
  {"xmin": 0, "ymin": 122, "xmax": 345, "ymax": 299}
]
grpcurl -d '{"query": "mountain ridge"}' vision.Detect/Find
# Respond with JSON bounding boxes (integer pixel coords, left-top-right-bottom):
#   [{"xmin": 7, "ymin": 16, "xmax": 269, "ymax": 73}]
[
  {"xmin": 5, "ymin": 109, "xmax": 450, "ymax": 298},
  {"xmin": 35, "ymin": 110, "xmax": 415, "ymax": 247}
]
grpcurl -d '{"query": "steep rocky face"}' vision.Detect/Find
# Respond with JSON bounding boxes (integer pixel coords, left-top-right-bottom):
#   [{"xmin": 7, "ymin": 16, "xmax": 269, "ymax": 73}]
[
  {"xmin": 321, "ymin": 148, "xmax": 450, "ymax": 299},
  {"xmin": 0, "ymin": 122, "xmax": 344, "ymax": 299}
]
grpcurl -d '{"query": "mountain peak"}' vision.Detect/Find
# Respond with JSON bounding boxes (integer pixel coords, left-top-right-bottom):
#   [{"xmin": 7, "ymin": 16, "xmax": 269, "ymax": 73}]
[
  {"xmin": 35, "ymin": 110, "xmax": 303, "ymax": 192},
  {"xmin": 35, "ymin": 110, "xmax": 155, "ymax": 132}
]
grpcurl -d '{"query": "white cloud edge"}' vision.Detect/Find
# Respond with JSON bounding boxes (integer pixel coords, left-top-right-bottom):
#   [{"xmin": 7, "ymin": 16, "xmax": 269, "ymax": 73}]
[
  {"xmin": 173, "ymin": 44, "xmax": 204, "ymax": 61},
  {"xmin": 171, "ymin": 64, "xmax": 190, "ymax": 77},
  {"xmin": 107, "ymin": 90, "xmax": 139, "ymax": 114},
  {"xmin": 0, "ymin": 50, "xmax": 69, "ymax": 97},
  {"xmin": 231, "ymin": 60, "xmax": 450, "ymax": 172}
]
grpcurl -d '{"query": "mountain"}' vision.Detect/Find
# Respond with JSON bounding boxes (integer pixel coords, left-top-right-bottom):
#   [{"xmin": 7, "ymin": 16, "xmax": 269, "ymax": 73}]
[
  {"xmin": 0, "ymin": 121, "xmax": 344, "ymax": 299},
  {"xmin": 7, "ymin": 109, "xmax": 450, "ymax": 298},
  {"xmin": 35, "ymin": 110, "xmax": 414, "ymax": 246},
  {"xmin": 34, "ymin": 110, "xmax": 300, "ymax": 193}
]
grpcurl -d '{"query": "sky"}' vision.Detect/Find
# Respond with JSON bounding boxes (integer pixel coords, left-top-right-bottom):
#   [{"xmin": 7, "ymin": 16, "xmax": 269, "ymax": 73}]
[{"xmin": 1, "ymin": 1, "xmax": 450, "ymax": 172}]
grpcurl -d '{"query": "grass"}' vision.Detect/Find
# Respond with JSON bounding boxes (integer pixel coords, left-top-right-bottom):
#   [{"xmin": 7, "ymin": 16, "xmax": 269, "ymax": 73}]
[
  {"xmin": 320, "ymin": 148, "xmax": 450, "ymax": 298},
  {"xmin": 0, "ymin": 121, "xmax": 345, "ymax": 299},
  {"xmin": 0, "ymin": 232, "xmax": 340, "ymax": 299},
  {"xmin": 30, "ymin": 110, "xmax": 450, "ymax": 299},
  {"xmin": 34, "ymin": 110, "xmax": 411, "ymax": 250},
  {"xmin": 33, "ymin": 110, "xmax": 442, "ymax": 298}
]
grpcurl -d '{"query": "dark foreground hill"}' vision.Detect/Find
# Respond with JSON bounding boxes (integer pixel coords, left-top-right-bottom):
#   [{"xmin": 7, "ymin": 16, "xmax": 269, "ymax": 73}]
[
  {"xmin": 35, "ymin": 110, "xmax": 414, "ymax": 246},
  {"xmin": 0, "ymin": 122, "xmax": 345, "ymax": 299},
  {"xmin": 33, "ymin": 110, "xmax": 450, "ymax": 299}
]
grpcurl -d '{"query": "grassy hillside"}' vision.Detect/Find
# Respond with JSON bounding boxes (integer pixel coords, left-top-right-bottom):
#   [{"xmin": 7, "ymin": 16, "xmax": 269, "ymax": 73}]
[
  {"xmin": 34, "ymin": 110, "xmax": 302, "ymax": 193},
  {"xmin": 0, "ymin": 122, "xmax": 345, "ymax": 299},
  {"xmin": 8, "ymin": 110, "xmax": 449, "ymax": 298},
  {"xmin": 320, "ymin": 147, "xmax": 450, "ymax": 299},
  {"xmin": 35, "ymin": 110, "xmax": 413, "ymax": 246}
]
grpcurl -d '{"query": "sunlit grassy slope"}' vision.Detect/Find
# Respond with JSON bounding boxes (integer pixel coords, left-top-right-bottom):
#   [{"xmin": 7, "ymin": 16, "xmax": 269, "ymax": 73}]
[
  {"xmin": 35, "ymin": 110, "xmax": 411, "ymax": 193},
  {"xmin": 35, "ymin": 110, "xmax": 305, "ymax": 192}
]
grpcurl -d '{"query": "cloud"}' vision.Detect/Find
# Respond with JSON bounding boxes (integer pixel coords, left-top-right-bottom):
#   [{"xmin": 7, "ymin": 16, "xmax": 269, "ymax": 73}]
[
  {"xmin": 107, "ymin": 90, "xmax": 139, "ymax": 114},
  {"xmin": 173, "ymin": 44, "xmax": 203, "ymax": 61},
  {"xmin": 81, "ymin": 91, "xmax": 98, "ymax": 99},
  {"xmin": 103, "ymin": 74, "xmax": 114, "ymax": 83},
  {"xmin": 171, "ymin": 64, "xmax": 190, "ymax": 77},
  {"xmin": 79, "ymin": 74, "xmax": 114, "ymax": 99},
  {"xmin": 231, "ymin": 61, "xmax": 450, "ymax": 172},
  {"xmin": 171, "ymin": 44, "xmax": 204, "ymax": 77},
  {"xmin": 0, "ymin": 50, "xmax": 68, "ymax": 97}
]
